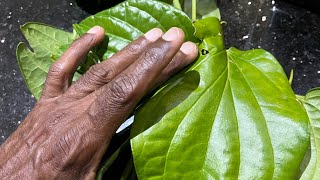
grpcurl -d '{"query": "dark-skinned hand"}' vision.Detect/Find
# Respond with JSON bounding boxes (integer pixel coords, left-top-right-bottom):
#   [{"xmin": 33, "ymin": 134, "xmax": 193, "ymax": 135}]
[{"xmin": 0, "ymin": 26, "xmax": 198, "ymax": 179}]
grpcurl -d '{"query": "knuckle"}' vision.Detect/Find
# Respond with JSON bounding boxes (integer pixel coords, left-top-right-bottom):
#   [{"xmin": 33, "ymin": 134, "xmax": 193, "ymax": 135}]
[
  {"xmin": 125, "ymin": 40, "xmax": 143, "ymax": 56},
  {"xmin": 87, "ymin": 63, "xmax": 116, "ymax": 83},
  {"xmin": 48, "ymin": 63, "xmax": 64, "ymax": 77},
  {"xmin": 109, "ymin": 74, "xmax": 137, "ymax": 104},
  {"xmin": 70, "ymin": 34, "xmax": 94, "ymax": 50},
  {"xmin": 143, "ymin": 47, "xmax": 164, "ymax": 66},
  {"xmin": 167, "ymin": 58, "xmax": 182, "ymax": 73}
]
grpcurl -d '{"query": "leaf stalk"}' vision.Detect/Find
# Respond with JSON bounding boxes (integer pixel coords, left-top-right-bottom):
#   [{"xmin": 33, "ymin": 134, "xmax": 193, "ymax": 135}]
[
  {"xmin": 173, "ymin": 0, "xmax": 182, "ymax": 10},
  {"xmin": 289, "ymin": 69, "xmax": 294, "ymax": 85},
  {"xmin": 192, "ymin": 0, "xmax": 197, "ymax": 21}
]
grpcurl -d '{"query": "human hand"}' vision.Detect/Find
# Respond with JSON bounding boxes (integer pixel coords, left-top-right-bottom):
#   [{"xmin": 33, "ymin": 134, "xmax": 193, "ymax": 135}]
[{"xmin": 0, "ymin": 26, "xmax": 198, "ymax": 179}]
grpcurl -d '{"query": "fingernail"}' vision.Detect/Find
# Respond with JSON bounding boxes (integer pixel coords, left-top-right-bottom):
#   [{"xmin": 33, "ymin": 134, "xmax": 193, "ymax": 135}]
[
  {"xmin": 87, "ymin": 26, "xmax": 102, "ymax": 34},
  {"xmin": 144, "ymin": 28, "xmax": 163, "ymax": 42},
  {"xmin": 180, "ymin": 42, "xmax": 197, "ymax": 55},
  {"xmin": 162, "ymin": 27, "xmax": 181, "ymax": 41}
]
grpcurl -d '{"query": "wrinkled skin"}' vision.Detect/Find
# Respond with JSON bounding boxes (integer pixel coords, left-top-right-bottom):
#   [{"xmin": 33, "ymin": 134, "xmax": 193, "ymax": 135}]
[{"xmin": 0, "ymin": 26, "xmax": 198, "ymax": 179}]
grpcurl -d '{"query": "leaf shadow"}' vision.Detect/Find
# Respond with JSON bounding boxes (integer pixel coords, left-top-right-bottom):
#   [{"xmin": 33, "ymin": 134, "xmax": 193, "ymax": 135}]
[{"xmin": 131, "ymin": 70, "xmax": 200, "ymax": 138}]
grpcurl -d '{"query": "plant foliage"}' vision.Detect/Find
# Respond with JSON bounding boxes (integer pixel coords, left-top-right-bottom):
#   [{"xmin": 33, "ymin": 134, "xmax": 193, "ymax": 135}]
[
  {"xmin": 16, "ymin": 0, "xmax": 318, "ymax": 179},
  {"xmin": 131, "ymin": 17, "xmax": 309, "ymax": 179}
]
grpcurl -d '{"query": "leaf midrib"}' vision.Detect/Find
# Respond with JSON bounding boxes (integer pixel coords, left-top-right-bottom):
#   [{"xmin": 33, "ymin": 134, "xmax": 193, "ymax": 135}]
[
  {"xmin": 228, "ymin": 52, "xmax": 275, "ymax": 178},
  {"xmin": 163, "ymin": 65, "xmax": 228, "ymax": 177}
]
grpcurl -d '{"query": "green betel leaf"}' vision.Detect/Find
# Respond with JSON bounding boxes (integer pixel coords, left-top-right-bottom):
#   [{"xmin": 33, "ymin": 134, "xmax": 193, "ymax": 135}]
[
  {"xmin": 73, "ymin": 0, "xmax": 198, "ymax": 59},
  {"xmin": 16, "ymin": 23, "xmax": 74, "ymax": 99},
  {"xmin": 300, "ymin": 88, "xmax": 320, "ymax": 180},
  {"xmin": 131, "ymin": 17, "xmax": 310, "ymax": 179}
]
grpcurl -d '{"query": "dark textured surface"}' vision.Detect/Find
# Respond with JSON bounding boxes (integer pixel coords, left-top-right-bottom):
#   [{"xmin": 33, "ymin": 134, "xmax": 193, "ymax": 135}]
[
  {"xmin": 0, "ymin": 0, "xmax": 88, "ymax": 144},
  {"xmin": 0, "ymin": 0, "xmax": 319, "ymax": 144},
  {"xmin": 220, "ymin": 0, "xmax": 320, "ymax": 95}
]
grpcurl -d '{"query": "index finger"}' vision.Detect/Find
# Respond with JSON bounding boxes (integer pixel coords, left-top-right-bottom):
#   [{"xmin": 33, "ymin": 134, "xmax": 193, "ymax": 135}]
[{"xmin": 41, "ymin": 26, "xmax": 105, "ymax": 100}]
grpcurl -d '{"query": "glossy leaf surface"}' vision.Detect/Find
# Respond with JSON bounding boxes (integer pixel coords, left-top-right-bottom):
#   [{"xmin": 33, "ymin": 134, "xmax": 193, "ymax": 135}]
[
  {"xmin": 131, "ymin": 17, "xmax": 310, "ymax": 179},
  {"xmin": 300, "ymin": 89, "xmax": 320, "ymax": 180},
  {"xmin": 16, "ymin": 23, "xmax": 74, "ymax": 99},
  {"xmin": 74, "ymin": 0, "xmax": 198, "ymax": 59}
]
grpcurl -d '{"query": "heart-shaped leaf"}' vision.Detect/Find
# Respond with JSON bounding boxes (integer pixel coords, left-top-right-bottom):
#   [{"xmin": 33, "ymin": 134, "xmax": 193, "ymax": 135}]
[
  {"xmin": 300, "ymin": 89, "xmax": 320, "ymax": 180},
  {"xmin": 131, "ymin": 17, "xmax": 310, "ymax": 179},
  {"xmin": 73, "ymin": 0, "xmax": 198, "ymax": 59},
  {"xmin": 16, "ymin": 23, "xmax": 74, "ymax": 99}
]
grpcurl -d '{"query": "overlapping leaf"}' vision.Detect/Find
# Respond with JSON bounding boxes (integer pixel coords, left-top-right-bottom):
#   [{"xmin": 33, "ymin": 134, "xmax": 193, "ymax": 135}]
[
  {"xmin": 131, "ymin": 17, "xmax": 310, "ymax": 179},
  {"xmin": 16, "ymin": 23, "xmax": 74, "ymax": 99},
  {"xmin": 300, "ymin": 89, "xmax": 320, "ymax": 180},
  {"xmin": 74, "ymin": 0, "xmax": 198, "ymax": 59}
]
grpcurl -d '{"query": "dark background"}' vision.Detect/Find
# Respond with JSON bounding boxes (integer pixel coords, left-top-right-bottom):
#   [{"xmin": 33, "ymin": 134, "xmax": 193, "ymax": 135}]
[{"xmin": 0, "ymin": 0, "xmax": 319, "ymax": 144}]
